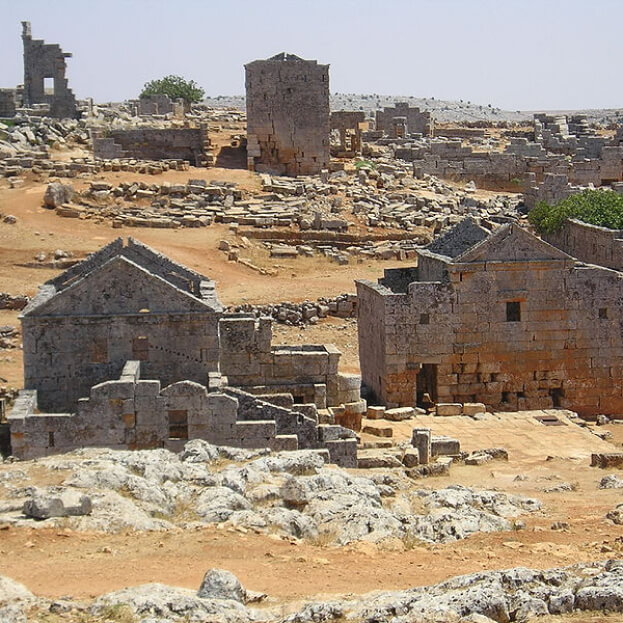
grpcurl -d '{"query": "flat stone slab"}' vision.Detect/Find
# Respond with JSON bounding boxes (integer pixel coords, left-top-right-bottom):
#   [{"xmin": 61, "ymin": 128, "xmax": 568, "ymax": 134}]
[
  {"xmin": 362, "ymin": 425, "xmax": 393, "ymax": 438},
  {"xmin": 384, "ymin": 407, "xmax": 414, "ymax": 421}
]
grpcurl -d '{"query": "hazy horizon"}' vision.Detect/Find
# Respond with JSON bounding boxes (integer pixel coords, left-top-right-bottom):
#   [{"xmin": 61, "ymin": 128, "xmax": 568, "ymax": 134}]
[{"xmin": 1, "ymin": 0, "xmax": 622, "ymax": 112}]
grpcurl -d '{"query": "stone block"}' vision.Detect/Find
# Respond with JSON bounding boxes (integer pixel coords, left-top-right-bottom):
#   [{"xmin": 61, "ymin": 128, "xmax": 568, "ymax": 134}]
[
  {"xmin": 591, "ymin": 453, "xmax": 623, "ymax": 468},
  {"xmin": 272, "ymin": 434, "xmax": 298, "ymax": 451},
  {"xmin": 435, "ymin": 403, "xmax": 463, "ymax": 416},
  {"xmin": 462, "ymin": 402, "xmax": 487, "ymax": 416},
  {"xmin": 431, "ymin": 436, "xmax": 461, "ymax": 457},
  {"xmin": 367, "ymin": 405, "xmax": 386, "ymax": 419},
  {"xmin": 362, "ymin": 425, "xmax": 393, "ymax": 438},
  {"xmin": 402, "ymin": 447, "xmax": 420, "ymax": 467},
  {"xmin": 385, "ymin": 407, "xmax": 414, "ymax": 421}
]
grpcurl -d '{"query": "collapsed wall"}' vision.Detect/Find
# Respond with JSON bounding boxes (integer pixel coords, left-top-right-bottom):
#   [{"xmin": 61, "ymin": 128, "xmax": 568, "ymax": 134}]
[
  {"xmin": 92, "ymin": 127, "xmax": 210, "ymax": 166},
  {"xmin": 8, "ymin": 361, "xmax": 357, "ymax": 465},
  {"xmin": 21, "ymin": 21, "xmax": 77, "ymax": 119},
  {"xmin": 376, "ymin": 102, "xmax": 434, "ymax": 137}
]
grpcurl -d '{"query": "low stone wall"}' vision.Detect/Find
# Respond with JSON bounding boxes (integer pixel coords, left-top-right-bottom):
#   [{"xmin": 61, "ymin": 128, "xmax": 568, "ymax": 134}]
[
  {"xmin": 219, "ymin": 316, "xmax": 361, "ymax": 408},
  {"xmin": 93, "ymin": 128, "xmax": 209, "ymax": 166},
  {"xmin": 544, "ymin": 218, "xmax": 623, "ymax": 271},
  {"xmin": 8, "ymin": 360, "xmax": 358, "ymax": 465}
]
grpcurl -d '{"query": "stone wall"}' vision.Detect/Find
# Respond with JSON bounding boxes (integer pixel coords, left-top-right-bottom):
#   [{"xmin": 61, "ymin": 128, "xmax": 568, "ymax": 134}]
[
  {"xmin": 357, "ymin": 223, "xmax": 623, "ymax": 417},
  {"xmin": 330, "ymin": 111, "xmax": 365, "ymax": 154},
  {"xmin": 93, "ymin": 128, "xmax": 209, "ymax": 166},
  {"xmin": 394, "ymin": 137, "xmax": 623, "ymax": 190},
  {"xmin": 218, "ymin": 315, "xmax": 359, "ymax": 408},
  {"xmin": 8, "ymin": 361, "xmax": 357, "ymax": 465},
  {"xmin": 21, "ymin": 21, "xmax": 77, "ymax": 119},
  {"xmin": 0, "ymin": 89, "xmax": 18, "ymax": 117},
  {"xmin": 137, "ymin": 95, "xmax": 185, "ymax": 117},
  {"xmin": 544, "ymin": 218, "xmax": 623, "ymax": 271},
  {"xmin": 245, "ymin": 53, "xmax": 330, "ymax": 176},
  {"xmin": 21, "ymin": 240, "xmax": 222, "ymax": 412},
  {"xmin": 376, "ymin": 103, "xmax": 434, "ymax": 137}
]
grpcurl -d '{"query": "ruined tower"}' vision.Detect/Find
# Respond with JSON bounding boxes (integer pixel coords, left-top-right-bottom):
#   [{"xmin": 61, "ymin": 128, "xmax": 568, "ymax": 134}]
[
  {"xmin": 21, "ymin": 21, "xmax": 78, "ymax": 119},
  {"xmin": 245, "ymin": 53, "xmax": 330, "ymax": 177}
]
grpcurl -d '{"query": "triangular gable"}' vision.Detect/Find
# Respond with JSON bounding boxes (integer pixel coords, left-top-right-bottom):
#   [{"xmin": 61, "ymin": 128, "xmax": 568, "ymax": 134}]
[
  {"xmin": 455, "ymin": 223, "xmax": 573, "ymax": 264},
  {"xmin": 24, "ymin": 256, "xmax": 217, "ymax": 317},
  {"xmin": 425, "ymin": 217, "xmax": 490, "ymax": 259}
]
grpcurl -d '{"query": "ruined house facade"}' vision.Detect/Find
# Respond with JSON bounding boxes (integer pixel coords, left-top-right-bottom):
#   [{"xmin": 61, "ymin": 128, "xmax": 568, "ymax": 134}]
[
  {"xmin": 357, "ymin": 220, "xmax": 623, "ymax": 418},
  {"xmin": 375, "ymin": 103, "xmax": 434, "ymax": 138},
  {"xmin": 245, "ymin": 53, "xmax": 330, "ymax": 176},
  {"xmin": 330, "ymin": 111, "xmax": 365, "ymax": 156},
  {"xmin": 12, "ymin": 239, "xmax": 360, "ymax": 462},
  {"xmin": 21, "ymin": 21, "xmax": 77, "ymax": 119}
]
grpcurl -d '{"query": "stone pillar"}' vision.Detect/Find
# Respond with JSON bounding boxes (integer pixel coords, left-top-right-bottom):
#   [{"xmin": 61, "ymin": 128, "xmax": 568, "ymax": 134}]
[{"xmin": 412, "ymin": 428, "xmax": 431, "ymax": 464}]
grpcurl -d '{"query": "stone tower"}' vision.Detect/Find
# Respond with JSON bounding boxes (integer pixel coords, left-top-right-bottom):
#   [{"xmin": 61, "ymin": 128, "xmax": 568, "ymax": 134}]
[
  {"xmin": 22, "ymin": 21, "xmax": 78, "ymax": 119},
  {"xmin": 245, "ymin": 53, "xmax": 330, "ymax": 177}
]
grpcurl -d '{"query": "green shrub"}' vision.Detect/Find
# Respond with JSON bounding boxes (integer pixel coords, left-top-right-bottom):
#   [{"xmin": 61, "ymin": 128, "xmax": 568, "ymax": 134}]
[
  {"xmin": 140, "ymin": 75, "xmax": 204, "ymax": 104},
  {"xmin": 528, "ymin": 189, "xmax": 623, "ymax": 234}
]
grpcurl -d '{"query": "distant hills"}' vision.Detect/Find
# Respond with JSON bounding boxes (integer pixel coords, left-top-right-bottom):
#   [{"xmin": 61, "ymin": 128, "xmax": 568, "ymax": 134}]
[{"xmin": 202, "ymin": 93, "xmax": 623, "ymax": 126}]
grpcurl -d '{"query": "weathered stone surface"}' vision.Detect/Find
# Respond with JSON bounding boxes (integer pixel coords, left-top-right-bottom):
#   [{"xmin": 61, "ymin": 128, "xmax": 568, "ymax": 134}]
[
  {"xmin": 43, "ymin": 182, "xmax": 74, "ymax": 208},
  {"xmin": 197, "ymin": 569, "xmax": 246, "ymax": 602},
  {"xmin": 23, "ymin": 488, "xmax": 92, "ymax": 519}
]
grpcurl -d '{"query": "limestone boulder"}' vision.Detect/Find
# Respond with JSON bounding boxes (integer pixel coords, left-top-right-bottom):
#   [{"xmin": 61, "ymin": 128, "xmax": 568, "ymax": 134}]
[
  {"xmin": 197, "ymin": 569, "xmax": 246, "ymax": 602},
  {"xmin": 23, "ymin": 488, "xmax": 92, "ymax": 520},
  {"xmin": 43, "ymin": 182, "xmax": 74, "ymax": 208}
]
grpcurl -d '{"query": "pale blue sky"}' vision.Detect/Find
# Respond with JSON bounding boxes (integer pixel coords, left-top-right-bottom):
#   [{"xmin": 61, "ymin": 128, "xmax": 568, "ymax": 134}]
[{"xmin": 1, "ymin": 0, "xmax": 621, "ymax": 111}]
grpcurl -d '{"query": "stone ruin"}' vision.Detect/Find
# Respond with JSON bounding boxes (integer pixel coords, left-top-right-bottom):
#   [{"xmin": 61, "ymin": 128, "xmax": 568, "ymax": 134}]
[
  {"xmin": 137, "ymin": 94, "xmax": 186, "ymax": 117},
  {"xmin": 330, "ymin": 110, "xmax": 366, "ymax": 156},
  {"xmin": 357, "ymin": 218, "xmax": 623, "ymax": 418},
  {"xmin": 543, "ymin": 217, "xmax": 623, "ymax": 272},
  {"xmin": 11, "ymin": 238, "xmax": 362, "ymax": 463},
  {"xmin": 245, "ymin": 53, "xmax": 330, "ymax": 176},
  {"xmin": 92, "ymin": 126, "xmax": 211, "ymax": 166},
  {"xmin": 21, "ymin": 21, "xmax": 78, "ymax": 119},
  {"xmin": 375, "ymin": 102, "xmax": 434, "ymax": 138}
]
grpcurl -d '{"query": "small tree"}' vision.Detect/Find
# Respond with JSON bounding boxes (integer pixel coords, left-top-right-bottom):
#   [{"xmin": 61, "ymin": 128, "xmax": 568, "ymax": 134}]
[{"xmin": 140, "ymin": 75, "xmax": 205, "ymax": 104}]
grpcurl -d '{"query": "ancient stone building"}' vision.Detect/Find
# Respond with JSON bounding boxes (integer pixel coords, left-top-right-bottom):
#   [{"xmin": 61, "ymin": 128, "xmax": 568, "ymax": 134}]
[
  {"xmin": 92, "ymin": 127, "xmax": 210, "ymax": 166},
  {"xmin": 330, "ymin": 111, "xmax": 365, "ymax": 156},
  {"xmin": 13, "ymin": 239, "xmax": 361, "ymax": 462},
  {"xmin": 137, "ymin": 94, "xmax": 185, "ymax": 117},
  {"xmin": 375, "ymin": 103, "xmax": 434, "ymax": 138},
  {"xmin": 21, "ymin": 238, "xmax": 223, "ymax": 412},
  {"xmin": 357, "ymin": 219, "xmax": 623, "ymax": 417},
  {"xmin": 245, "ymin": 53, "xmax": 330, "ymax": 176},
  {"xmin": 21, "ymin": 21, "xmax": 77, "ymax": 119}
]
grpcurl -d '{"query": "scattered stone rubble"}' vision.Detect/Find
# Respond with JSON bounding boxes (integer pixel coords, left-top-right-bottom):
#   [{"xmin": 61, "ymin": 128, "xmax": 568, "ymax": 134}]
[
  {"xmin": 0, "ymin": 294, "xmax": 28, "ymax": 311},
  {"xmin": 0, "ymin": 326, "xmax": 19, "ymax": 350},
  {"xmin": 227, "ymin": 294, "xmax": 357, "ymax": 325},
  {"xmin": 5, "ymin": 558, "xmax": 623, "ymax": 622}
]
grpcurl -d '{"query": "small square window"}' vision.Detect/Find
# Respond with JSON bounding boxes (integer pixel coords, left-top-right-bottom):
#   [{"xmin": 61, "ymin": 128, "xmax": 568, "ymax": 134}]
[
  {"xmin": 506, "ymin": 301, "xmax": 521, "ymax": 322},
  {"xmin": 599, "ymin": 308, "xmax": 608, "ymax": 319},
  {"xmin": 419, "ymin": 313, "xmax": 430, "ymax": 325}
]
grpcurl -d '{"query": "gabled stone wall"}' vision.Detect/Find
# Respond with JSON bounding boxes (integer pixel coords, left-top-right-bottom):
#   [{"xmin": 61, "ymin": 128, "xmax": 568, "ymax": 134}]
[{"xmin": 357, "ymin": 224, "xmax": 623, "ymax": 417}]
